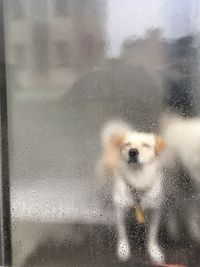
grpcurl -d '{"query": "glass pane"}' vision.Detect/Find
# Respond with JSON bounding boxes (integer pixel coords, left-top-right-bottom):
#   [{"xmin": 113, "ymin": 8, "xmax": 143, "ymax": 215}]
[{"xmin": 3, "ymin": 0, "xmax": 200, "ymax": 266}]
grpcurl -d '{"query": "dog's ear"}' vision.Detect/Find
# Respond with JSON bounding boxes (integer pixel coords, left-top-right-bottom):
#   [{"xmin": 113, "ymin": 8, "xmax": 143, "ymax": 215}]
[
  {"xmin": 100, "ymin": 133, "xmax": 125, "ymax": 174},
  {"xmin": 110, "ymin": 133, "xmax": 125, "ymax": 147},
  {"xmin": 155, "ymin": 135, "xmax": 166, "ymax": 155}
]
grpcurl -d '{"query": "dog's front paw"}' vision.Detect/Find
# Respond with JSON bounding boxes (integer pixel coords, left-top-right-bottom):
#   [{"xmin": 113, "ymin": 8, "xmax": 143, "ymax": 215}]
[
  {"xmin": 117, "ymin": 239, "xmax": 131, "ymax": 261},
  {"xmin": 148, "ymin": 243, "xmax": 164, "ymax": 264}
]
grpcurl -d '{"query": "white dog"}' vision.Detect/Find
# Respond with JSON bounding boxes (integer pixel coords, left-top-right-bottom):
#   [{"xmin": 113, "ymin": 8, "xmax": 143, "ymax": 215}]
[
  {"xmin": 161, "ymin": 114, "xmax": 200, "ymax": 186},
  {"xmin": 98, "ymin": 121, "xmax": 166, "ymax": 263},
  {"xmin": 161, "ymin": 114, "xmax": 200, "ymax": 242}
]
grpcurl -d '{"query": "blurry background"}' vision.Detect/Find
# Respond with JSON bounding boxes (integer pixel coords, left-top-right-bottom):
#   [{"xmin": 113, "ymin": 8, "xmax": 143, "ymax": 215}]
[{"xmin": 3, "ymin": 0, "xmax": 200, "ymax": 266}]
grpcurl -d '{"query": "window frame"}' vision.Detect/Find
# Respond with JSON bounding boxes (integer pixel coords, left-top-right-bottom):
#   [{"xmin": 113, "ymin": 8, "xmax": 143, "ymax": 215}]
[{"xmin": 0, "ymin": 0, "xmax": 12, "ymax": 266}]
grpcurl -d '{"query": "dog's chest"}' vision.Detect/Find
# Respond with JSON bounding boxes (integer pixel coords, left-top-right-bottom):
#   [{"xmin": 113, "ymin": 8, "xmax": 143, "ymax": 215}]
[
  {"xmin": 126, "ymin": 165, "xmax": 158, "ymax": 190},
  {"xmin": 113, "ymin": 166, "xmax": 162, "ymax": 209},
  {"xmin": 130, "ymin": 168, "xmax": 162, "ymax": 208}
]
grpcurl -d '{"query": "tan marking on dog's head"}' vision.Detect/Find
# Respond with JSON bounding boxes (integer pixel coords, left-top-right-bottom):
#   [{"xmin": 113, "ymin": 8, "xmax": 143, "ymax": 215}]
[
  {"xmin": 110, "ymin": 133, "xmax": 125, "ymax": 147},
  {"xmin": 101, "ymin": 132, "xmax": 125, "ymax": 174},
  {"xmin": 155, "ymin": 135, "xmax": 166, "ymax": 155}
]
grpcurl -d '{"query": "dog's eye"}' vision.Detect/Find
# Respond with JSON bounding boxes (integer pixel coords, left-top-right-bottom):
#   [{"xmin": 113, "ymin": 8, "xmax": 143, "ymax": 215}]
[
  {"xmin": 124, "ymin": 142, "xmax": 131, "ymax": 147},
  {"xmin": 142, "ymin": 143, "xmax": 150, "ymax": 148}
]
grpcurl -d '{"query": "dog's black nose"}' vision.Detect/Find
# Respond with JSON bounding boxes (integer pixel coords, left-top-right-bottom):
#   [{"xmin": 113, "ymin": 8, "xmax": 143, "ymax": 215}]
[
  {"xmin": 129, "ymin": 148, "xmax": 139, "ymax": 158},
  {"xmin": 128, "ymin": 148, "xmax": 139, "ymax": 164}
]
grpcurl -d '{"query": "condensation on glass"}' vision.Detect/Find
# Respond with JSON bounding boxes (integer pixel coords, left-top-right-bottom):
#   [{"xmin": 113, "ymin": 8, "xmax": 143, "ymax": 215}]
[{"xmin": 3, "ymin": 0, "xmax": 200, "ymax": 266}]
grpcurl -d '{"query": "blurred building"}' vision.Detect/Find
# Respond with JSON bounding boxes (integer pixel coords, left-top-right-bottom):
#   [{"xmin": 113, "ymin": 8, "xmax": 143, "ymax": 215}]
[
  {"xmin": 121, "ymin": 29, "xmax": 168, "ymax": 71},
  {"xmin": 5, "ymin": 0, "xmax": 106, "ymax": 91}
]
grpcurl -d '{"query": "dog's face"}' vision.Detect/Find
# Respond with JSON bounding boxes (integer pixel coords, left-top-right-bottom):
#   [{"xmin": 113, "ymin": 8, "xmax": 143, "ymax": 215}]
[
  {"xmin": 120, "ymin": 132, "xmax": 165, "ymax": 168},
  {"xmin": 102, "ymin": 130, "xmax": 166, "ymax": 172}
]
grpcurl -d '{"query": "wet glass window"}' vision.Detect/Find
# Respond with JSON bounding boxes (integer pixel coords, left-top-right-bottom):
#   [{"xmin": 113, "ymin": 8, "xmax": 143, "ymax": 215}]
[
  {"xmin": 13, "ymin": 43, "xmax": 26, "ymax": 66},
  {"xmin": 54, "ymin": 41, "xmax": 70, "ymax": 66},
  {"xmin": 1, "ymin": 0, "xmax": 200, "ymax": 267},
  {"xmin": 11, "ymin": 0, "xmax": 25, "ymax": 20},
  {"xmin": 54, "ymin": 0, "xmax": 70, "ymax": 16}
]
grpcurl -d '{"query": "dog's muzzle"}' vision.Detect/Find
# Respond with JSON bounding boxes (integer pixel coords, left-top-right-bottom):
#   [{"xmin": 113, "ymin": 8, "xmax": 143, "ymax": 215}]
[{"xmin": 128, "ymin": 148, "xmax": 139, "ymax": 164}]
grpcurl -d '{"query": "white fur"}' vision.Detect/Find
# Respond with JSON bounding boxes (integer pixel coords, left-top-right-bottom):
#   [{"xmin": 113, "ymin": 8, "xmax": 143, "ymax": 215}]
[
  {"xmin": 99, "ymin": 121, "xmax": 165, "ymax": 263},
  {"xmin": 161, "ymin": 114, "xmax": 200, "ymax": 185},
  {"xmin": 161, "ymin": 114, "xmax": 200, "ymax": 242},
  {"xmin": 101, "ymin": 120, "xmax": 132, "ymax": 146}
]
